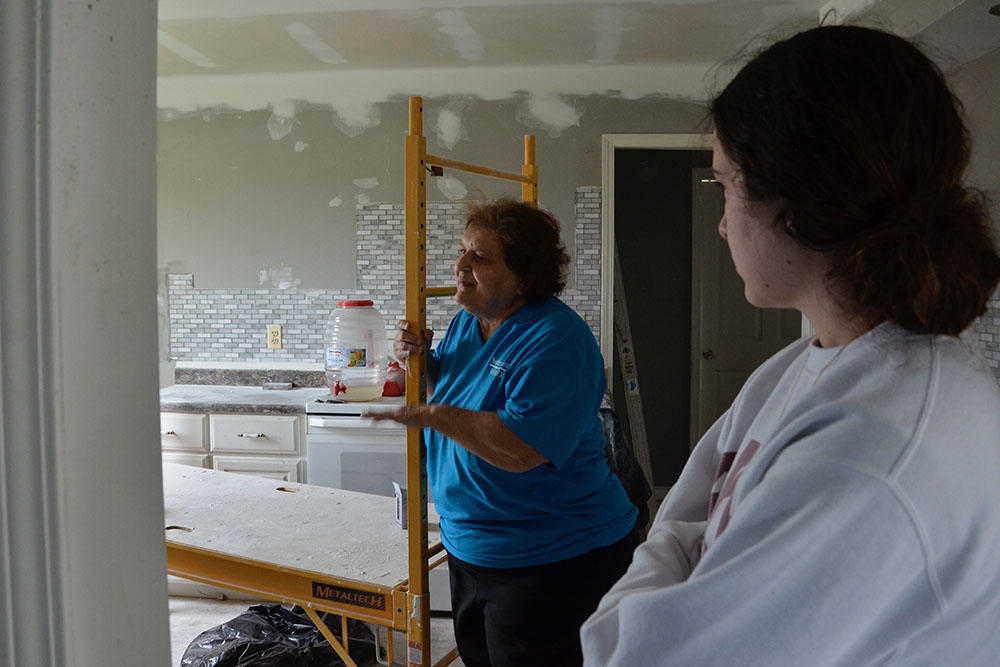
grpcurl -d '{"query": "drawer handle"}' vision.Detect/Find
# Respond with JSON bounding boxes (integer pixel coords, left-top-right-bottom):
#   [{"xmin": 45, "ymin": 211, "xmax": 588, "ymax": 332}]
[
  {"xmin": 161, "ymin": 430, "xmax": 177, "ymax": 436},
  {"xmin": 237, "ymin": 432, "xmax": 267, "ymax": 439}
]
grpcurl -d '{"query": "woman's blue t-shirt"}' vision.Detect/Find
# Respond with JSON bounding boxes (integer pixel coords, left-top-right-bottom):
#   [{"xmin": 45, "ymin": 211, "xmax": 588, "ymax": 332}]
[{"xmin": 426, "ymin": 297, "xmax": 637, "ymax": 568}]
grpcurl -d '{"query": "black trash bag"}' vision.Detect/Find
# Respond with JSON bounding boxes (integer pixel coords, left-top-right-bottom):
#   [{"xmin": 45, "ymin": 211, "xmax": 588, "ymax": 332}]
[
  {"xmin": 600, "ymin": 392, "xmax": 653, "ymax": 532},
  {"xmin": 180, "ymin": 603, "xmax": 379, "ymax": 667}
]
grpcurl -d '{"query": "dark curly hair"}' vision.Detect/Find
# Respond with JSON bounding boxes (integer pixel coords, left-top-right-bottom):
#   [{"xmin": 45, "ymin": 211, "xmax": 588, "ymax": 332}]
[
  {"xmin": 464, "ymin": 199, "xmax": 570, "ymax": 301},
  {"xmin": 711, "ymin": 25, "xmax": 1000, "ymax": 335}
]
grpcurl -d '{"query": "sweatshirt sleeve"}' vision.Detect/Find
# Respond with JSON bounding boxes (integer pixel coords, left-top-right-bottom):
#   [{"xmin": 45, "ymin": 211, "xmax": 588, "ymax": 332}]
[
  {"xmin": 579, "ymin": 410, "xmax": 724, "ymax": 642},
  {"xmin": 581, "ymin": 438, "xmax": 937, "ymax": 666}
]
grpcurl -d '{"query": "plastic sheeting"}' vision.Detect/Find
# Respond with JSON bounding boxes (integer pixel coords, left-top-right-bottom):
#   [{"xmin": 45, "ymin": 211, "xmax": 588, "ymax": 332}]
[{"xmin": 600, "ymin": 393, "xmax": 653, "ymax": 531}]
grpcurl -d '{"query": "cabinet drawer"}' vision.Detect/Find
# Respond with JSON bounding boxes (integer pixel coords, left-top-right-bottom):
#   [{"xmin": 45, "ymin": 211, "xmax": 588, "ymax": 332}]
[
  {"xmin": 212, "ymin": 455, "xmax": 303, "ymax": 482},
  {"xmin": 160, "ymin": 413, "xmax": 209, "ymax": 452},
  {"xmin": 210, "ymin": 414, "xmax": 302, "ymax": 455}
]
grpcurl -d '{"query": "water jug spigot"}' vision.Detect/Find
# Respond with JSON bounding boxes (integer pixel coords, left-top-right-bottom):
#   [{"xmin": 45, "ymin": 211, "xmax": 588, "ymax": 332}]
[{"xmin": 332, "ymin": 381, "xmax": 347, "ymax": 396}]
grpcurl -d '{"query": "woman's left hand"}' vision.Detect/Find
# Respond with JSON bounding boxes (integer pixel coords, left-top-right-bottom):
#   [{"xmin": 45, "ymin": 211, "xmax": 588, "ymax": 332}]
[{"xmin": 366, "ymin": 405, "xmax": 433, "ymax": 429}]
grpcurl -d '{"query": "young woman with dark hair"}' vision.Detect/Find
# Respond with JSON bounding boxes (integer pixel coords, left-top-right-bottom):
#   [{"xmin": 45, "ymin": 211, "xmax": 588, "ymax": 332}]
[{"xmin": 582, "ymin": 25, "xmax": 1000, "ymax": 666}]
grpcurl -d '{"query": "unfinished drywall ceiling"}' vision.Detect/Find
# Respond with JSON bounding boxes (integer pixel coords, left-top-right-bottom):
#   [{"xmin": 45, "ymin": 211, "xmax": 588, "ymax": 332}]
[
  {"xmin": 157, "ymin": 1, "xmax": 999, "ymax": 127},
  {"xmin": 157, "ymin": 1, "xmax": 830, "ymax": 114},
  {"xmin": 822, "ymin": 0, "xmax": 1000, "ymax": 71}
]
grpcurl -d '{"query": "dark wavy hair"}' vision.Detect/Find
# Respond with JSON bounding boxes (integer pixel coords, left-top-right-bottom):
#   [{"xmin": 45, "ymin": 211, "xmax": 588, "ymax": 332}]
[
  {"xmin": 711, "ymin": 25, "xmax": 1000, "ymax": 335},
  {"xmin": 464, "ymin": 199, "xmax": 569, "ymax": 301}
]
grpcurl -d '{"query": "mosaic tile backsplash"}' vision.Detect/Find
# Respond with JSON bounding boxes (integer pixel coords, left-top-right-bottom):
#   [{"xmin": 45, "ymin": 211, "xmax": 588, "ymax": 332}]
[
  {"xmin": 167, "ymin": 187, "xmax": 1000, "ymax": 383},
  {"xmin": 973, "ymin": 288, "xmax": 1000, "ymax": 375},
  {"xmin": 168, "ymin": 188, "xmax": 604, "ymax": 364}
]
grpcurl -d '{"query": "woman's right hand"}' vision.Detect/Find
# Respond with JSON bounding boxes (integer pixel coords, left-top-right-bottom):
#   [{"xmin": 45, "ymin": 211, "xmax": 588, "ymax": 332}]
[{"xmin": 393, "ymin": 320, "xmax": 434, "ymax": 361}]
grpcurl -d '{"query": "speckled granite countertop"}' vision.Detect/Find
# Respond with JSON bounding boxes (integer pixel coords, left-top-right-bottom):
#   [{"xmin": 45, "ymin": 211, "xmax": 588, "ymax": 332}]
[
  {"xmin": 173, "ymin": 368, "xmax": 327, "ymax": 388},
  {"xmin": 160, "ymin": 384, "xmax": 331, "ymax": 415}
]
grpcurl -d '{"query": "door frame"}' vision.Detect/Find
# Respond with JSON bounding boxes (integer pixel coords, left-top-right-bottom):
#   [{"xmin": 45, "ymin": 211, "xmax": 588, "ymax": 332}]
[
  {"xmin": 601, "ymin": 133, "xmax": 712, "ymax": 498},
  {"xmin": 602, "ymin": 135, "xmax": 812, "ymax": 497},
  {"xmin": 599, "ymin": 134, "xmax": 713, "ymax": 380}
]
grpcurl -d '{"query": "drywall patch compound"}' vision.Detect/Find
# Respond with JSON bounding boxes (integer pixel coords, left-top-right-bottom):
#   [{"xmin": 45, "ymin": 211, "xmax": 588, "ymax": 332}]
[
  {"xmin": 435, "ymin": 105, "xmax": 466, "ymax": 150},
  {"xmin": 516, "ymin": 92, "xmax": 583, "ymax": 137}
]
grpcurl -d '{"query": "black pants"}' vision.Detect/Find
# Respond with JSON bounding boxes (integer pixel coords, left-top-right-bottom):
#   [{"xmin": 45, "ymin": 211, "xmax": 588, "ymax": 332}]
[{"xmin": 447, "ymin": 523, "xmax": 641, "ymax": 667}]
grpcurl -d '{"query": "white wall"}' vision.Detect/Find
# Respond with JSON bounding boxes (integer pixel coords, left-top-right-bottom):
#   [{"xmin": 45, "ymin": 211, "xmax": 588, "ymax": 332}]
[
  {"xmin": 949, "ymin": 46, "xmax": 1000, "ymax": 234},
  {"xmin": 0, "ymin": 1, "xmax": 169, "ymax": 665}
]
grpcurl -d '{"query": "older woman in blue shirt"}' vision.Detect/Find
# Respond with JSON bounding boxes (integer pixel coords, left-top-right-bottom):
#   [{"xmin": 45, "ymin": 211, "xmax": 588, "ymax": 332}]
[{"xmin": 372, "ymin": 199, "xmax": 638, "ymax": 667}]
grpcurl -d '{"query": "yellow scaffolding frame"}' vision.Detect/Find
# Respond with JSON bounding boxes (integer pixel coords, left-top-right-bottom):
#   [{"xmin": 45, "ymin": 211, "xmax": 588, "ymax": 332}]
[
  {"xmin": 163, "ymin": 463, "xmax": 442, "ymax": 667},
  {"xmin": 403, "ymin": 95, "xmax": 537, "ymax": 666},
  {"xmin": 164, "ymin": 98, "xmax": 537, "ymax": 667}
]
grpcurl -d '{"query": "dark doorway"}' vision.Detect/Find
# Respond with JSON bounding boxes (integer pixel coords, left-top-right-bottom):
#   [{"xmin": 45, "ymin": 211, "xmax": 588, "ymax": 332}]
[{"xmin": 612, "ymin": 148, "xmax": 711, "ymax": 487}]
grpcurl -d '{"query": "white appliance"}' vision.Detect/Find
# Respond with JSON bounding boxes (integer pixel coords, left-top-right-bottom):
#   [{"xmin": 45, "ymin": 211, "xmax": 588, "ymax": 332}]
[
  {"xmin": 306, "ymin": 396, "xmax": 408, "ymax": 495},
  {"xmin": 305, "ymin": 394, "xmax": 451, "ymax": 612}
]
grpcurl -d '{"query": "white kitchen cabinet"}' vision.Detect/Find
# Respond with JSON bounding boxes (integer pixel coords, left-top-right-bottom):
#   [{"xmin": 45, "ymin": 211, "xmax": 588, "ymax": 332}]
[
  {"xmin": 209, "ymin": 413, "xmax": 301, "ymax": 455},
  {"xmin": 160, "ymin": 412, "xmax": 209, "ymax": 454},
  {"xmin": 212, "ymin": 455, "xmax": 303, "ymax": 482},
  {"xmin": 209, "ymin": 413, "xmax": 304, "ymax": 481},
  {"xmin": 160, "ymin": 413, "xmax": 210, "ymax": 471},
  {"xmin": 162, "ymin": 452, "xmax": 210, "ymax": 468},
  {"xmin": 160, "ymin": 412, "xmax": 307, "ymax": 482}
]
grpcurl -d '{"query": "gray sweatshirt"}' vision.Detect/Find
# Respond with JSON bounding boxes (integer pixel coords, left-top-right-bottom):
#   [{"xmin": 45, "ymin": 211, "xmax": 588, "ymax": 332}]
[{"xmin": 582, "ymin": 323, "xmax": 1000, "ymax": 666}]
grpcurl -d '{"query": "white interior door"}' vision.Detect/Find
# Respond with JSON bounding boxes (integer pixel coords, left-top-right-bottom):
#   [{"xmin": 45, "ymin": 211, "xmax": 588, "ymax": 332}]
[{"xmin": 691, "ymin": 167, "xmax": 801, "ymax": 444}]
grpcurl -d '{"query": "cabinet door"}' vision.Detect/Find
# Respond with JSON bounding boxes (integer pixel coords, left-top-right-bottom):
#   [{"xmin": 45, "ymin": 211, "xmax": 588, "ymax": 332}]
[
  {"xmin": 212, "ymin": 455, "xmax": 302, "ymax": 482},
  {"xmin": 160, "ymin": 412, "xmax": 209, "ymax": 452},
  {"xmin": 210, "ymin": 414, "xmax": 302, "ymax": 455},
  {"xmin": 162, "ymin": 452, "xmax": 209, "ymax": 468}
]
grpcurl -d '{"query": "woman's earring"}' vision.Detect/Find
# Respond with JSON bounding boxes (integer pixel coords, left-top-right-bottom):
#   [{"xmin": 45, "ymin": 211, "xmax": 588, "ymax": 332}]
[{"xmin": 785, "ymin": 215, "xmax": 796, "ymax": 233}]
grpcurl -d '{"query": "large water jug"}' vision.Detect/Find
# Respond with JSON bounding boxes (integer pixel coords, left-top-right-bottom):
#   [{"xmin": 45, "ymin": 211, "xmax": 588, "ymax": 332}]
[{"xmin": 323, "ymin": 300, "xmax": 389, "ymax": 401}]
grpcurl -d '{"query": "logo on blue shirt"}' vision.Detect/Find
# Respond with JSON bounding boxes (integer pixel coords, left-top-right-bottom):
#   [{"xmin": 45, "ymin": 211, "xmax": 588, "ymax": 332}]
[{"xmin": 488, "ymin": 357, "xmax": 509, "ymax": 378}]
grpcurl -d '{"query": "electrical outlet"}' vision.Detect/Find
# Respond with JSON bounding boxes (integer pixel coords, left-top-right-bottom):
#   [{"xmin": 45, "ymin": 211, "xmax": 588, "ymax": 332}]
[{"xmin": 267, "ymin": 325, "xmax": 282, "ymax": 349}]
